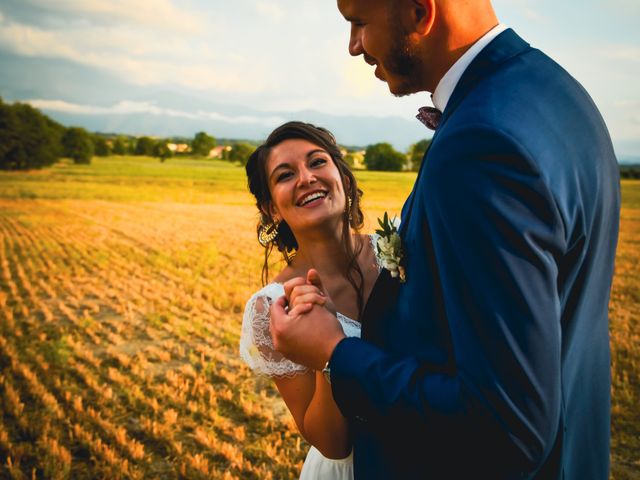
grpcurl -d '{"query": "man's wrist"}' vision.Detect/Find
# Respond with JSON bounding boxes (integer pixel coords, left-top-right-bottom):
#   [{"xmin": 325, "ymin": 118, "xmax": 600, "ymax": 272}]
[
  {"xmin": 322, "ymin": 359, "xmax": 332, "ymax": 384},
  {"xmin": 321, "ymin": 333, "xmax": 346, "ymax": 380}
]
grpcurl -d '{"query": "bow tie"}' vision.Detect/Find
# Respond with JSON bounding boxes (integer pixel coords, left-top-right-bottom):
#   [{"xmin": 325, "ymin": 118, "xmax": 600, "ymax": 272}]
[{"xmin": 416, "ymin": 106, "xmax": 442, "ymax": 130}]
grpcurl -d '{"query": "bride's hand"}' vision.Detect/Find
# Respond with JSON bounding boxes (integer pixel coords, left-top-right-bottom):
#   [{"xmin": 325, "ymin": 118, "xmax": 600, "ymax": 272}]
[{"xmin": 284, "ymin": 269, "xmax": 336, "ymax": 317}]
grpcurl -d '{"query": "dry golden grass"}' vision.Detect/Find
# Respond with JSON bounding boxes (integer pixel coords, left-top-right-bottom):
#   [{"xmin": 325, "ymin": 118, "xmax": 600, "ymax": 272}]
[
  {"xmin": 609, "ymin": 181, "xmax": 640, "ymax": 479},
  {"xmin": 0, "ymin": 197, "xmax": 305, "ymax": 478},
  {"xmin": 0, "ymin": 158, "xmax": 637, "ymax": 478}
]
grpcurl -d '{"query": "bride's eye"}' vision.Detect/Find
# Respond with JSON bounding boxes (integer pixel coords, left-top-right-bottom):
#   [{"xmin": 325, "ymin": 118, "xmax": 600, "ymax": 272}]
[
  {"xmin": 276, "ymin": 171, "xmax": 293, "ymax": 182},
  {"xmin": 310, "ymin": 157, "xmax": 328, "ymax": 168}
]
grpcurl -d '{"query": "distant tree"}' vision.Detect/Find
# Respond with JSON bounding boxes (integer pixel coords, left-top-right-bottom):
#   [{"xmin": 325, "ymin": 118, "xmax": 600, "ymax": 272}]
[
  {"xmin": 134, "ymin": 136, "xmax": 155, "ymax": 156},
  {"xmin": 0, "ymin": 98, "xmax": 62, "ymax": 170},
  {"xmin": 408, "ymin": 139, "xmax": 432, "ymax": 171},
  {"xmin": 46, "ymin": 117, "xmax": 65, "ymax": 159},
  {"xmin": 127, "ymin": 138, "xmax": 137, "ymax": 155},
  {"xmin": 153, "ymin": 141, "xmax": 173, "ymax": 163},
  {"xmin": 228, "ymin": 142, "xmax": 255, "ymax": 166},
  {"xmin": 62, "ymin": 127, "xmax": 94, "ymax": 164},
  {"xmin": 93, "ymin": 135, "xmax": 111, "ymax": 156},
  {"xmin": 191, "ymin": 131, "xmax": 216, "ymax": 156},
  {"xmin": 364, "ymin": 143, "xmax": 406, "ymax": 171},
  {"xmin": 112, "ymin": 136, "xmax": 128, "ymax": 155}
]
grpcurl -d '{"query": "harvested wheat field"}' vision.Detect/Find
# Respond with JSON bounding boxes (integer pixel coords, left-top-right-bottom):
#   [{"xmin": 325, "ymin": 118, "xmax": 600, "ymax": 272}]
[{"xmin": 0, "ymin": 157, "xmax": 637, "ymax": 479}]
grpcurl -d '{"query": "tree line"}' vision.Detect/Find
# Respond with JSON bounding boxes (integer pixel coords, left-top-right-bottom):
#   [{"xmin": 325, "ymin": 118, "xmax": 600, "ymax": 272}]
[
  {"xmin": 8, "ymin": 98, "xmax": 636, "ymax": 176},
  {"xmin": 619, "ymin": 164, "xmax": 640, "ymax": 179},
  {"xmin": 0, "ymin": 99, "xmax": 265, "ymax": 169}
]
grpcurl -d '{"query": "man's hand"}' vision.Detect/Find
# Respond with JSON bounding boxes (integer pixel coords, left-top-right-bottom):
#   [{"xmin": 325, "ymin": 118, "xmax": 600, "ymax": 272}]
[{"xmin": 270, "ymin": 270, "xmax": 345, "ymax": 370}]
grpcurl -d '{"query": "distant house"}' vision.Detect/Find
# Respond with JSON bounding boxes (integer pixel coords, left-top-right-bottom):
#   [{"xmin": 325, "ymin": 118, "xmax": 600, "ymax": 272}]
[
  {"xmin": 208, "ymin": 145, "xmax": 232, "ymax": 159},
  {"xmin": 167, "ymin": 143, "xmax": 190, "ymax": 154},
  {"xmin": 344, "ymin": 149, "xmax": 365, "ymax": 169},
  {"xmin": 352, "ymin": 150, "xmax": 366, "ymax": 169}
]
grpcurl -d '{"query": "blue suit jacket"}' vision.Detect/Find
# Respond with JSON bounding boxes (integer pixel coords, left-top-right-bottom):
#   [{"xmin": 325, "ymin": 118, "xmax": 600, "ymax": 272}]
[{"xmin": 329, "ymin": 29, "xmax": 620, "ymax": 479}]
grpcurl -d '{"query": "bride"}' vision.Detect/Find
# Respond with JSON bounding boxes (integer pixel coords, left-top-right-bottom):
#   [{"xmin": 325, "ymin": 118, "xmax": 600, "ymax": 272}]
[{"xmin": 240, "ymin": 121, "xmax": 381, "ymax": 479}]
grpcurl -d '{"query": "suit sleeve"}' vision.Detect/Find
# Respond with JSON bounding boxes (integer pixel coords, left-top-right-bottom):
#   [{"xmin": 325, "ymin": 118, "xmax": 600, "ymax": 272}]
[{"xmin": 329, "ymin": 124, "xmax": 567, "ymax": 471}]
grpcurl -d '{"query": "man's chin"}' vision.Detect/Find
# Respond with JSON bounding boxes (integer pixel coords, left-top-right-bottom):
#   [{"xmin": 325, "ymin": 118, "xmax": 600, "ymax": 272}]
[
  {"xmin": 377, "ymin": 68, "xmax": 420, "ymax": 96},
  {"xmin": 387, "ymin": 81, "xmax": 420, "ymax": 98}
]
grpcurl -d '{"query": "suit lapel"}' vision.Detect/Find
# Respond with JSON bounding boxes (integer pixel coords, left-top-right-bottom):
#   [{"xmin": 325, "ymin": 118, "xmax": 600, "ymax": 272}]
[
  {"xmin": 399, "ymin": 138, "xmax": 435, "ymax": 238},
  {"xmin": 439, "ymin": 29, "xmax": 531, "ymax": 130}
]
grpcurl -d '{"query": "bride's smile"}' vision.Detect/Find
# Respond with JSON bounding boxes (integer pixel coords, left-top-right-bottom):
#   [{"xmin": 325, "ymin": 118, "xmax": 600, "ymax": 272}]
[{"xmin": 297, "ymin": 190, "xmax": 328, "ymax": 208}]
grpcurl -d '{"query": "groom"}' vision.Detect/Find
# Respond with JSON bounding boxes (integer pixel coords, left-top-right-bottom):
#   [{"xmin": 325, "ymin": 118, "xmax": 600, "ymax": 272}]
[{"xmin": 270, "ymin": 0, "xmax": 620, "ymax": 478}]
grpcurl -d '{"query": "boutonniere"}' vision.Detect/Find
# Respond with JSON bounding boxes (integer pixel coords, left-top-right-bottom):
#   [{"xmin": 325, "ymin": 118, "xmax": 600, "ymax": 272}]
[{"xmin": 375, "ymin": 212, "xmax": 406, "ymax": 283}]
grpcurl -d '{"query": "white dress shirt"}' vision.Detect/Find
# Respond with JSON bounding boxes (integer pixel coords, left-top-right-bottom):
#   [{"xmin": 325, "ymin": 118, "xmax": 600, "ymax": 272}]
[{"xmin": 431, "ymin": 23, "xmax": 508, "ymax": 112}]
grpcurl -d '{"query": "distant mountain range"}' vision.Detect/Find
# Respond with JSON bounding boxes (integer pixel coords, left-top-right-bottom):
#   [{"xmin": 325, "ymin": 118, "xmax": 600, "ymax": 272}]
[{"xmin": 24, "ymin": 91, "xmax": 432, "ymax": 152}]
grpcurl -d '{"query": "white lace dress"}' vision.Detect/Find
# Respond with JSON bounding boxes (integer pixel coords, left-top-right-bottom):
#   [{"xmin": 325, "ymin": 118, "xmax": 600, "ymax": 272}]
[{"xmin": 240, "ymin": 282, "xmax": 360, "ymax": 479}]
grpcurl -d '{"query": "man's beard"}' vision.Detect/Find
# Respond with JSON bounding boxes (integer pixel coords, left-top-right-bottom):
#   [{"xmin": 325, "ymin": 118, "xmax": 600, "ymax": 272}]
[{"xmin": 384, "ymin": 23, "xmax": 422, "ymax": 97}]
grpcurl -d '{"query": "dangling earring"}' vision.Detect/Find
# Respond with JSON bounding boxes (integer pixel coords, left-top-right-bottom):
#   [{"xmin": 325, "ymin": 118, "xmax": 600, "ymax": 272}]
[
  {"xmin": 258, "ymin": 219, "xmax": 280, "ymax": 247},
  {"xmin": 347, "ymin": 196, "xmax": 353, "ymax": 222}
]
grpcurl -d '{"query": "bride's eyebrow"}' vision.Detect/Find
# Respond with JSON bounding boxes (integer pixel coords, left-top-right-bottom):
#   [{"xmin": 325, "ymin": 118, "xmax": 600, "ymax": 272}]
[
  {"xmin": 269, "ymin": 163, "xmax": 292, "ymax": 181},
  {"xmin": 306, "ymin": 149, "xmax": 328, "ymax": 158}
]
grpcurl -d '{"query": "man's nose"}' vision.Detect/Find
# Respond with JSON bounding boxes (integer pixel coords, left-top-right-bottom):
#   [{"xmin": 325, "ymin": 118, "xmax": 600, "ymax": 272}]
[{"xmin": 348, "ymin": 26, "xmax": 363, "ymax": 56}]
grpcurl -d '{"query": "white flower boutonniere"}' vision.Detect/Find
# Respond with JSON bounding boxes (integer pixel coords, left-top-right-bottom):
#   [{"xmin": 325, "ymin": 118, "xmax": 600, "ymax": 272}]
[{"xmin": 375, "ymin": 212, "xmax": 406, "ymax": 283}]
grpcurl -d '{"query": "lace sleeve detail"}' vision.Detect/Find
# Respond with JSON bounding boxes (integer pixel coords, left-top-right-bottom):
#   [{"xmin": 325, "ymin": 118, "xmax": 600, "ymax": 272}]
[{"xmin": 239, "ymin": 287, "xmax": 309, "ymax": 377}]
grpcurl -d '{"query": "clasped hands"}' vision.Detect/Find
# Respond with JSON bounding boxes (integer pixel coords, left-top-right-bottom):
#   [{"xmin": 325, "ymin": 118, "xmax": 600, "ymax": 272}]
[{"xmin": 270, "ymin": 269, "xmax": 346, "ymax": 370}]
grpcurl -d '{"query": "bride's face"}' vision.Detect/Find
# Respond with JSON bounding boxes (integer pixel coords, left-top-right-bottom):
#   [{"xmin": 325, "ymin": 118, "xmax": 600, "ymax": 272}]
[{"xmin": 265, "ymin": 138, "xmax": 347, "ymax": 234}]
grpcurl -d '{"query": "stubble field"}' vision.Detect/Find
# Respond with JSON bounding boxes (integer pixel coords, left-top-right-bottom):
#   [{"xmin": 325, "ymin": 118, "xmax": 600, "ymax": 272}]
[{"xmin": 0, "ymin": 156, "xmax": 637, "ymax": 479}]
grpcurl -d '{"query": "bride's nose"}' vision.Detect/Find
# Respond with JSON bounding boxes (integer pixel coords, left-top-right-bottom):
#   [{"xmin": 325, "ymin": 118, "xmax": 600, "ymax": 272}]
[{"xmin": 297, "ymin": 166, "xmax": 317, "ymax": 186}]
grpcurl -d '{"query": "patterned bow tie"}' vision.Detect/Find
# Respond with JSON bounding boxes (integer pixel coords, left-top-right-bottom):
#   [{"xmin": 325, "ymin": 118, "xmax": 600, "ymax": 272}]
[{"xmin": 416, "ymin": 106, "xmax": 442, "ymax": 130}]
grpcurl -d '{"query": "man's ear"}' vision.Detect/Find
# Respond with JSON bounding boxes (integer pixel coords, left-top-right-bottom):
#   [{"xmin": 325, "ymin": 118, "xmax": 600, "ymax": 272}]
[{"xmin": 408, "ymin": 0, "xmax": 436, "ymax": 36}]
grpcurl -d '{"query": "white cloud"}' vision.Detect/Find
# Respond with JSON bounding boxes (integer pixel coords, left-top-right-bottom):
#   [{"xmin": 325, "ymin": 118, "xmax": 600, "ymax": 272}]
[
  {"xmin": 496, "ymin": 0, "xmax": 547, "ymax": 22},
  {"xmin": 339, "ymin": 57, "xmax": 380, "ymax": 98},
  {"xmin": 613, "ymin": 100, "xmax": 640, "ymax": 109},
  {"xmin": 600, "ymin": 46, "xmax": 640, "ymax": 63},
  {"xmin": 0, "ymin": 15, "xmax": 266, "ymax": 94},
  {"xmin": 597, "ymin": 98, "xmax": 640, "ymax": 141},
  {"xmin": 609, "ymin": 0, "xmax": 640, "ymax": 15},
  {"xmin": 25, "ymin": 99, "xmax": 196, "ymax": 118},
  {"xmin": 196, "ymin": 110, "xmax": 286, "ymax": 125},
  {"xmin": 23, "ymin": 99, "xmax": 286, "ymax": 126},
  {"xmin": 255, "ymin": 1, "xmax": 285, "ymax": 22},
  {"xmin": 13, "ymin": 0, "xmax": 206, "ymax": 33},
  {"xmin": 0, "ymin": 19, "xmax": 76, "ymax": 58}
]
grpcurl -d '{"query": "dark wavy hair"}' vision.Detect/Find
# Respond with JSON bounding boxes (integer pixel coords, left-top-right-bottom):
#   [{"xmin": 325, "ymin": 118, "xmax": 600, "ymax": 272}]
[{"xmin": 245, "ymin": 121, "xmax": 366, "ymax": 318}]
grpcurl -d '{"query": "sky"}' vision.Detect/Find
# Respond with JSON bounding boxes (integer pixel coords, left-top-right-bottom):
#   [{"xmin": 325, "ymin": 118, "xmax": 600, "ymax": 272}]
[{"xmin": 0, "ymin": 0, "xmax": 639, "ymax": 156}]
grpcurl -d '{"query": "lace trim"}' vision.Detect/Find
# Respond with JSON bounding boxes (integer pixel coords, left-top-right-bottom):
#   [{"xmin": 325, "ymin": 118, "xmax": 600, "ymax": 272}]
[{"xmin": 239, "ymin": 284, "xmax": 309, "ymax": 378}]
